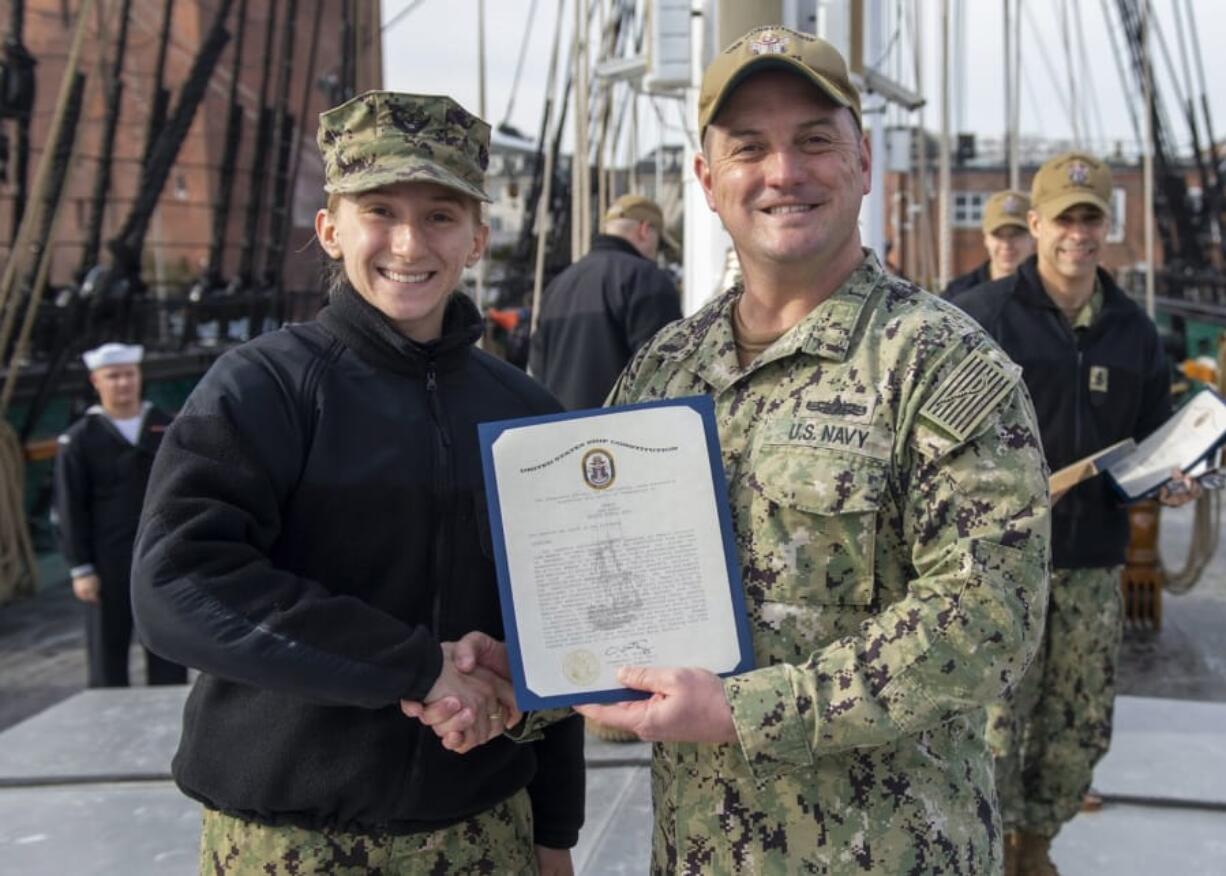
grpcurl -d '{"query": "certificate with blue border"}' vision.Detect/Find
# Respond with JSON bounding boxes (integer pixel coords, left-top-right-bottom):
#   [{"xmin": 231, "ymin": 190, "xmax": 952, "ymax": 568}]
[{"xmin": 478, "ymin": 396, "xmax": 754, "ymax": 710}]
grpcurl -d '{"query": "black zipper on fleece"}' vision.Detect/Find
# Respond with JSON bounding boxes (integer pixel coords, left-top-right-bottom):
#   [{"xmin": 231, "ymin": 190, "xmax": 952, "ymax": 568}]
[
  {"xmin": 1055, "ymin": 310, "xmax": 1085, "ymax": 550},
  {"xmin": 425, "ymin": 362, "xmax": 454, "ymax": 636}
]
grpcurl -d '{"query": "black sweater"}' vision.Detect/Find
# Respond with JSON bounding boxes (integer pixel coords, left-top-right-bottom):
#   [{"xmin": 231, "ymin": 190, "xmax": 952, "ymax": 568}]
[
  {"xmin": 943, "ymin": 261, "xmax": 991, "ymax": 298},
  {"xmin": 949, "ymin": 256, "xmax": 1171, "ymax": 568},
  {"xmin": 529, "ymin": 233, "xmax": 681, "ymax": 410},
  {"xmin": 54, "ymin": 403, "xmax": 171, "ymax": 586},
  {"xmin": 132, "ymin": 287, "xmax": 585, "ymax": 843}
]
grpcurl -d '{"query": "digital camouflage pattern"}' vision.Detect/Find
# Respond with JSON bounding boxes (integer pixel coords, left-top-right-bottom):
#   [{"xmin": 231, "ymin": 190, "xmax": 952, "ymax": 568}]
[
  {"xmin": 199, "ymin": 789, "xmax": 536, "ymax": 874},
  {"xmin": 317, "ymin": 90, "xmax": 491, "ymax": 202},
  {"xmin": 610, "ymin": 251, "xmax": 1051, "ymax": 874},
  {"xmin": 987, "ymin": 566, "xmax": 1124, "ymax": 839}
]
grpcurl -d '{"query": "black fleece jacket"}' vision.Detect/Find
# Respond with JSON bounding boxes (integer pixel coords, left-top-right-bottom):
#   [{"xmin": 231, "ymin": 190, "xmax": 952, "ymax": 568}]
[
  {"xmin": 949, "ymin": 256, "xmax": 1171, "ymax": 569},
  {"xmin": 132, "ymin": 287, "xmax": 585, "ymax": 843},
  {"xmin": 529, "ymin": 233, "xmax": 681, "ymax": 410},
  {"xmin": 943, "ymin": 261, "xmax": 991, "ymax": 298}
]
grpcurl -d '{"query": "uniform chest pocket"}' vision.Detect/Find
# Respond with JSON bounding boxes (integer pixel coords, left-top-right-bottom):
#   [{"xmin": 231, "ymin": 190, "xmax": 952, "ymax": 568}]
[{"xmin": 752, "ymin": 447, "xmax": 887, "ymax": 607}]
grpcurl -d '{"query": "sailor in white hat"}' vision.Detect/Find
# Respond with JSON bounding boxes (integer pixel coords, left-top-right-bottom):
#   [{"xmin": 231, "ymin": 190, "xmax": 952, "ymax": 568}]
[{"xmin": 52, "ymin": 342, "xmax": 186, "ymax": 687}]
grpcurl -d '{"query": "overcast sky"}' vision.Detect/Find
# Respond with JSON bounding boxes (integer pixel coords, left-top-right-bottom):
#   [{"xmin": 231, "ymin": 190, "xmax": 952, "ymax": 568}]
[{"xmin": 379, "ymin": 0, "xmax": 1226, "ymax": 161}]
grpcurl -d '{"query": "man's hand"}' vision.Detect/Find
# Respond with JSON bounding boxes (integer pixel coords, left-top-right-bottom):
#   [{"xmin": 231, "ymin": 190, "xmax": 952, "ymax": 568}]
[
  {"xmin": 71, "ymin": 574, "xmax": 101, "ymax": 604},
  {"xmin": 573, "ymin": 665, "xmax": 738, "ymax": 744},
  {"xmin": 400, "ymin": 633, "xmax": 520, "ymax": 753},
  {"xmin": 535, "ymin": 846, "xmax": 574, "ymax": 876},
  {"xmin": 1158, "ymin": 468, "xmax": 1203, "ymax": 508}
]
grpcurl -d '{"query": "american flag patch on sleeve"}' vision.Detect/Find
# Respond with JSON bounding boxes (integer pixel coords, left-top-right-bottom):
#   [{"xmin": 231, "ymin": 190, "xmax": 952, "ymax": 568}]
[{"xmin": 919, "ymin": 347, "xmax": 1018, "ymax": 442}]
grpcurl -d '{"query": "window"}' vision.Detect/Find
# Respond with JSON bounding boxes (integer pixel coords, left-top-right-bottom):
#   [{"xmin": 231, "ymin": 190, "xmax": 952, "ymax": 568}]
[
  {"xmin": 952, "ymin": 191, "xmax": 986, "ymax": 228},
  {"xmin": 1108, "ymin": 187, "xmax": 1126, "ymax": 243}
]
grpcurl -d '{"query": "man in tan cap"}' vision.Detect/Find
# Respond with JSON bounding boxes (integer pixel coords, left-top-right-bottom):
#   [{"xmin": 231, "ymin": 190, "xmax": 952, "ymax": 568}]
[
  {"xmin": 423, "ymin": 25, "xmax": 1049, "ymax": 875},
  {"xmin": 945, "ymin": 189, "xmax": 1035, "ymax": 296},
  {"xmin": 951, "ymin": 152, "xmax": 1197, "ymax": 874},
  {"xmin": 529, "ymin": 192, "xmax": 681, "ymax": 409}
]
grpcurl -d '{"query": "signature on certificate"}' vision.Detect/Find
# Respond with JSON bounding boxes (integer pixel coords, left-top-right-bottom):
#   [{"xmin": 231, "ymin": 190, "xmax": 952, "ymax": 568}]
[{"xmin": 604, "ymin": 639, "xmax": 654, "ymax": 663}]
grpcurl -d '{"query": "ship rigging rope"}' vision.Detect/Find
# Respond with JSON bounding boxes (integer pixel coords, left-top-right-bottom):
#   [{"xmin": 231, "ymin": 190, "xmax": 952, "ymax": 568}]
[
  {"xmin": 1072, "ymin": 0, "xmax": 1107, "ymax": 149},
  {"xmin": 1023, "ymin": 1, "xmax": 1077, "ymax": 137},
  {"xmin": 1098, "ymin": 0, "xmax": 1142, "ymax": 145},
  {"xmin": 500, "ymin": 0, "xmax": 539, "ymax": 129},
  {"xmin": 1161, "ymin": 488, "xmax": 1221, "ymax": 595},
  {"xmin": 381, "ymin": 0, "xmax": 429, "ymax": 35},
  {"xmin": 0, "ymin": 421, "xmax": 37, "ymax": 604}
]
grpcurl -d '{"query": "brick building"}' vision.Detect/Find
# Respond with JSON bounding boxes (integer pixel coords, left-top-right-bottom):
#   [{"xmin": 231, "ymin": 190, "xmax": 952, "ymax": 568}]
[{"xmin": 0, "ymin": 0, "xmax": 381, "ymax": 294}]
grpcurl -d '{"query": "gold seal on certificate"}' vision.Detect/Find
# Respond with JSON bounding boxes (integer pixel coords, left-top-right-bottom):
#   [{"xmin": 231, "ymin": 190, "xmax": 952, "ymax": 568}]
[
  {"xmin": 478, "ymin": 397, "xmax": 754, "ymax": 709},
  {"xmin": 562, "ymin": 649, "xmax": 601, "ymax": 686}
]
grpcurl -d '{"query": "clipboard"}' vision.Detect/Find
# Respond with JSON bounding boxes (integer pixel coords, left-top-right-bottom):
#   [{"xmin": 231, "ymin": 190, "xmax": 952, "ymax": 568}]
[{"xmin": 1105, "ymin": 389, "xmax": 1226, "ymax": 501}]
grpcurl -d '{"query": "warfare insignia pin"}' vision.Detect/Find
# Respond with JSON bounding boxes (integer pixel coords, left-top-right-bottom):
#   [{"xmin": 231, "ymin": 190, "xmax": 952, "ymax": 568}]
[
  {"xmin": 1089, "ymin": 366, "xmax": 1109, "ymax": 393},
  {"xmin": 1068, "ymin": 161, "xmax": 1091, "ymax": 186},
  {"xmin": 749, "ymin": 31, "xmax": 789, "ymax": 55},
  {"xmin": 807, "ymin": 396, "xmax": 869, "ymax": 418},
  {"xmin": 582, "ymin": 448, "xmax": 616, "ymax": 490},
  {"xmin": 1003, "ymin": 194, "xmax": 1023, "ymax": 214},
  {"xmin": 920, "ymin": 348, "xmax": 1018, "ymax": 442}
]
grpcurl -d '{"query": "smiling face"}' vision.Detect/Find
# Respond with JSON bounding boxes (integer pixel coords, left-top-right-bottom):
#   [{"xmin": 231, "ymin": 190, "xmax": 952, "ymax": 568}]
[
  {"xmin": 695, "ymin": 70, "xmax": 870, "ymax": 279},
  {"xmin": 315, "ymin": 180, "xmax": 488, "ymax": 342},
  {"xmin": 984, "ymin": 224, "xmax": 1035, "ymax": 279},
  {"xmin": 1028, "ymin": 202, "xmax": 1107, "ymax": 293}
]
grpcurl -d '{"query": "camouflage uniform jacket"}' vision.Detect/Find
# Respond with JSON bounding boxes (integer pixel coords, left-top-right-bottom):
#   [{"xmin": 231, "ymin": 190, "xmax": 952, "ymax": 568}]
[{"xmin": 609, "ymin": 251, "xmax": 1051, "ymax": 874}]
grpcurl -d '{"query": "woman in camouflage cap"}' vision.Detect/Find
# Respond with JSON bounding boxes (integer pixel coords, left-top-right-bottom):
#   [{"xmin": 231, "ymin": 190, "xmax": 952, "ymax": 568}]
[{"xmin": 131, "ymin": 91, "xmax": 583, "ymax": 874}]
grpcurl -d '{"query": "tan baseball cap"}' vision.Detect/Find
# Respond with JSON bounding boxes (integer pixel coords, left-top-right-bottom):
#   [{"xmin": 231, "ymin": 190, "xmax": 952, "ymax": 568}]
[
  {"xmin": 698, "ymin": 26, "xmax": 861, "ymax": 140},
  {"xmin": 604, "ymin": 194, "xmax": 679, "ymax": 250},
  {"xmin": 982, "ymin": 190, "xmax": 1031, "ymax": 234},
  {"xmin": 1030, "ymin": 152, "xmax": 1112, "ymax": 220}
]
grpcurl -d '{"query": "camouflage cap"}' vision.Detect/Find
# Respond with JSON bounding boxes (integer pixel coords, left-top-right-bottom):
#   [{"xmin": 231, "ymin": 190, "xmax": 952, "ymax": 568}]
[
  {"xmin": 1030, "ymin": 151, "xmax": 1112, "ymax": 220},
  {"xmin": 982, "ymin": 189, "xmax": 1031, "ymax": 234},
  {"xmin": 699, "ymin": 26, "xmax": 861, "ymax": 140},
  {"xmin": 604, "ymin": 194, "xmax": 680, "ymax": 250},
  {"xmin": 317, "ymin": 91, "xmax": 491, "ymax": 202}
]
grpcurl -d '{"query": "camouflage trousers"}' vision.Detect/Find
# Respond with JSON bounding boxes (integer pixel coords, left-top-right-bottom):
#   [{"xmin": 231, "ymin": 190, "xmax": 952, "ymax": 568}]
[
  {"xmin": 985, "ymin": 566, "xmax": 1124, "ymax": 838},
  {"xmin": 198, "ymin": 789, "xmax": 537, "ymax": 875}
]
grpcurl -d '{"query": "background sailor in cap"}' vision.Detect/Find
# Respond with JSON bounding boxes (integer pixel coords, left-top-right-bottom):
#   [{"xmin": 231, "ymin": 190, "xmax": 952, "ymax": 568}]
[
  {"xmin": 529, "ymin": 192, "xmax": 681, "ymax": 410},
  {"xmin": 944, "ymin": 189, "xmax": 1035, "ymax": 296},
  {"xmin": 950, "ymin": 151, "xmax": 1198, "ymax": 875},
  {"xmin": 130, "ymin": 91, "xmax": 582, "ymax": 874},
  {"xmin": 52, "ymin": 343, "xmax": 185, "ymax": 688}
]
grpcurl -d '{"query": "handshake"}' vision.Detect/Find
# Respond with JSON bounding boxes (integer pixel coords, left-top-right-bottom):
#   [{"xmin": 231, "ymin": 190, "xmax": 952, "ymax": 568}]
[
  {"xmin": 400, "ymin": 631, "xmax": 521, "ymax": 754},
  {"xmin": 400, "ymin": 631, "xmax": 740, "ymax": 753}
]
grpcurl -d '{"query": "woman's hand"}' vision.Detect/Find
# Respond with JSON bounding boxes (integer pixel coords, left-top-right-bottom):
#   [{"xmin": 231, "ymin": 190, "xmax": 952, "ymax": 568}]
[{"xmin": 535, "ymin": 846, "xmax": 574, "ymax": 876}]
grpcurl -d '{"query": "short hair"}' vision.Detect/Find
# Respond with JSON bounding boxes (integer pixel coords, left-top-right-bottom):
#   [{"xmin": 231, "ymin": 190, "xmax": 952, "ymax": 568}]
[{"xmin": 603, "ymin": 216, "xmax": 644, "ymax": 236}]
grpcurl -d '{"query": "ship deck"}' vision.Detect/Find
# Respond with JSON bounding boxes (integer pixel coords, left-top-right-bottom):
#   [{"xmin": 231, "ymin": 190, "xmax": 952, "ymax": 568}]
[{"xmin": 1, "ymin": 503, "xmax": 1224, "ymax": 873}]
